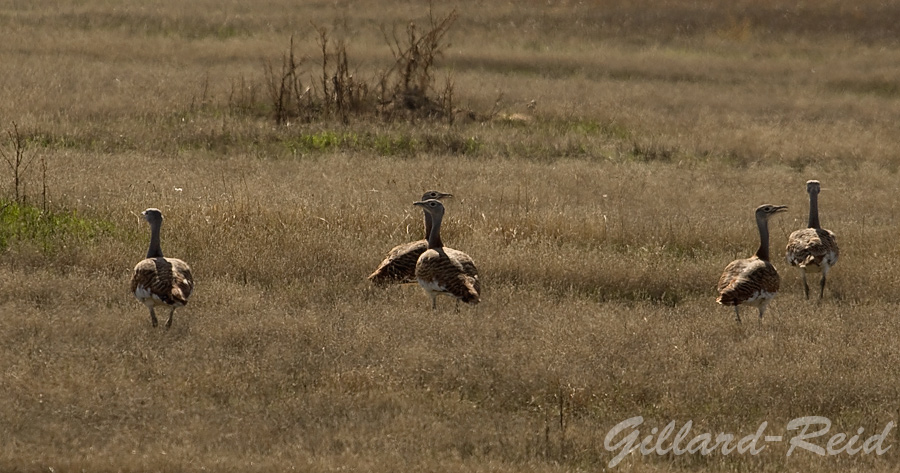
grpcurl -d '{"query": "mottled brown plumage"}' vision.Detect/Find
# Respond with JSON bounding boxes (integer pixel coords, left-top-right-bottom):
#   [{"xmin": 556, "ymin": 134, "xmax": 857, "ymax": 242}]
[
  {"xmin": 131, "ymin": 208, "xmax": 194, "ymax": 328},
  {"xmin": 717, "ymin": 257, "xmax": 780, "ymax": 316},
  {"xmin": 413, "ymin": 199, "xmax": 480, "ymax": 310},
  {"xmin": 786, "ymin": 180, "xmax": 839, "ymax": 299},
  {"xmin": 717, "ymin": 204, "xmax": 787, "ymax": 322},
  {"xmin": 369, "ymin": 240, "xmax": 429, "ymax": 284},
  {"xmin": 368, "ymin": 191, "xmax": 452, "ymax": 285}
]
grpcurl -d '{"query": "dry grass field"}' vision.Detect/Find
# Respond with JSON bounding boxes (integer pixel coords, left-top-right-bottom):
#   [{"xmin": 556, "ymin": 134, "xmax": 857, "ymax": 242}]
[{"xmin": 2, "ymin": 1, "xmax": 900, "ymax": 471}]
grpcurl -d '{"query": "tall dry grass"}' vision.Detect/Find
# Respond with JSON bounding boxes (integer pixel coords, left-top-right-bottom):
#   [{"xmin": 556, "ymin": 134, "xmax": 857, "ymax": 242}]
[{"xmin": 2, "ymin": 1, "xmax": 900, "ymax": 471}]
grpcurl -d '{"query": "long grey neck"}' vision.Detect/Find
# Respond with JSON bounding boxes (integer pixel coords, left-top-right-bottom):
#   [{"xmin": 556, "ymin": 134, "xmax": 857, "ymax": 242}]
[
  {"xmin": 755, "ymin": 216, "xmax": 770, "ymax": 261},
  {"xmin": 807, "ymin": 192, "xmax": 820, "ymax": 229},
  {"xmin": 147, "ymin": 222, "xmax": 164, "ymax": 258},
  {"xmin": 423, "ymin": 212, "xmax": 433, "ymax": 240},
  {"xmin": 426, "ymin": 212, "xmax": 444, "ymax": 249}
]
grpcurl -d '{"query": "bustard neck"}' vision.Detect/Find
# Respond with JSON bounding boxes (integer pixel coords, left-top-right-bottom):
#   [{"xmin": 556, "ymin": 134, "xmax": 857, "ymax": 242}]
[
  {"xmin": 147, "ymin": 221, "xmax": 164, "ymax": 258},
  {"xmin": 807, "ymin": 191, "xmax": 821, "ymax": 229},
  {"xmin": 423, "ymin": 211, "xmax": 433, "ymax": 240},
  {"xmin": 426, "ymin": 212, "xmax": 444, "ymax": 249},
  {"xmin": 754, "ymin": 215, "xmax": 771, "ymax": 261}
]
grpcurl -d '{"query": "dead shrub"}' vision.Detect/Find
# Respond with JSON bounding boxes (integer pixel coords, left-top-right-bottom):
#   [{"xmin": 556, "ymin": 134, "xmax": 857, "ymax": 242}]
[
  {"xmin": 265, "ymin": 35, "xmax": 315, "ymax": 126},
  {"xmin": 376, "ymin": 9, "xmax": 459, "ymax": 121},
  {"xmin": 263, "ymin": 9, "xmax": 460, "ymax": 126}
]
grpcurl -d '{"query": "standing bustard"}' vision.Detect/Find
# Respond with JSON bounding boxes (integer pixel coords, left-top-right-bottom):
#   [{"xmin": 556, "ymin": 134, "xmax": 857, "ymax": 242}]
[
  {"xmin": 786, "ymin": 180, "xmax": 839, "ymax": 300},
  {"xmin": 717, "ymin": 204, "xmax": 787, "ymax": 323},
  {"xmin": 413, "ymin": 199, "xmax": 480, "ymax": 310},
  {"xmin": 368, "ymin": 190, "xmax": 453, "ymax": 285},
  {"xmin": 131, "ymin": 208, "xmax": 194, "ymax": 328}
]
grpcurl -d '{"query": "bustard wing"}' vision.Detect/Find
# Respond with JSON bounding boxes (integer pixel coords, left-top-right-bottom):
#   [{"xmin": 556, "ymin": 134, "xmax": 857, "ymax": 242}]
[
  {"xmin": 169, "ymin": 258, "xmax": 194, "ymax": 304},
  {"xmin": 132, "ymin": 257, "xmax": 194, "ymax": 306},
  {"xmin": 368, "ymin": 239, "xmax": 429, "ymax": 284},
  {"xmin": 716, "ymin": 257, "xmax": 780, "ymax": 306},
  {"xmin": 786, "ymin": 228, "xmax": 839, "ymax": 268},
  {"xmin": 447, "ymin": 248, "xmax": 481, "ymax": 296},
  {"xmin": 416, "ymin": 248, "xmax": 480, "ymax": 304}
]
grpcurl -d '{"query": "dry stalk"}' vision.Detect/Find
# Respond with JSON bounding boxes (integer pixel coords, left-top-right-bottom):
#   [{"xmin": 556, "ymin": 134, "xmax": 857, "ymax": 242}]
[{"xmin": 1, "ymin": 123, "xmax": 34, "ymax": 204}]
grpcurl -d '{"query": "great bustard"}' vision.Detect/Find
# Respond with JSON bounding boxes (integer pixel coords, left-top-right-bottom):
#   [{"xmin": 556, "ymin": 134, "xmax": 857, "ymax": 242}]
[
  {"xmin": 368, "ymin": 190, "xmax": 453, "ymax": 285},
  {"xmin": 131, "ymin": 208, "xmax": 194, "ymax": 328},
  {"xmin": 786, "ymin": 180, "xmax": 839, "ymax": 299},
  {"xmin": 717, "ymin": 204, "xmax": 788, "ymax": 323},
  {"xmin": 413, "ymin": 199, "xmax": 480, "ymax": 310}
]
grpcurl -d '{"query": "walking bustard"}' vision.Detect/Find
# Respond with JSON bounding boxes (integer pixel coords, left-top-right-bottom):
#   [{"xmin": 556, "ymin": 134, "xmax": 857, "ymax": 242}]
[
  {"xmin": 717, "ymin": 204, "xmax": 787, "ymax": 323},
  {"xmin": 786, "ymin": 180, "xmax": 839, "ymax": 299},
  {"xmin": 131, "ymin": 208, "xmax": 194, "ymax": 328}
]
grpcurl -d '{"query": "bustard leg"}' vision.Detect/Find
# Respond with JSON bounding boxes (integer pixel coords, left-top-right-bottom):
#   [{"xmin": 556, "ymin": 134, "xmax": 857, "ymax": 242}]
[
  {"xmin": 733, "ymin": 306, "xmax": 741, "ymax": 323},
  {"xmin": 801, "ymin": 272, "xmax": 810, "ymax": 300},
  {"xmin": 819, "ymin": 266, "xmax": 829, "ymax": 300},
  {"xmin": 431, "ymin": 295, "xmax": 437, "ymax": 311},
  {"xmin": 150, "ymin": 308, "xmax": 158, "ymax": 327},
  {"xmin": 758, "ymin": 302, "xmax": 769, "ymax": 323},
  {"xmin": 165, "ymin": 308, "xmax": 175, "ymax": 329}
]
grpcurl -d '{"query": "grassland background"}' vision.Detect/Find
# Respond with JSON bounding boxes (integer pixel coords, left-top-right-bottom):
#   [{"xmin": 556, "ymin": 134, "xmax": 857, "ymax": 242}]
[{"xmin": 1, "ymin": 1, "xmax": 900, "ymax": 471}]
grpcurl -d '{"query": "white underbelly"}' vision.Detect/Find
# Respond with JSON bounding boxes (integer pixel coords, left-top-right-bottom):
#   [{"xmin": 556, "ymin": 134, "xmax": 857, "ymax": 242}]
[
  {"xmin": 134, "ymin": 286, "xmax": 183, "ymax": 308},
  {"xmin": 418, "ymin": 278, "xmax": 448, "ymax": 296},
  {"xmin": 743, "ymin": 290, "xmax": 776, "ymax": 307}
]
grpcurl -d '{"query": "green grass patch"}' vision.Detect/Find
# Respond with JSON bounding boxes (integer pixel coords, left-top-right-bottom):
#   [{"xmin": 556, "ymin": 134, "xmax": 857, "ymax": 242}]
[
  {"xmin": 544, "ymin": 117, "xmax": 632, "ymax": 141},
  {"xmin": 281, "ymin": 130, "xmax": 484, "ymax": 158},
  {"xmin": 373, "ymin": 134, "xmax": 417, "ymax": 157},
  {"xmin": 421, "ymin": 133, "xmax": 482, "ymax": 155},
  {"xmin": 0, "ymin": 200, "xmax": 114, "ymax": 253},
  {"xmin": 282, "ymin": 131, "xmax": 359, "ymax": 155},
  {"xmin": 581, "ymin": 119, "xmax": 631, "ymax": 141}
]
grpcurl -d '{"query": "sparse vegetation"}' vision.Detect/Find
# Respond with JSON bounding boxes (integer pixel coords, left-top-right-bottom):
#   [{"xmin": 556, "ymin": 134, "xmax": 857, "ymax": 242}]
[
  {"xmin": 1, "ymin": 123, "xmax": 33, "ymax": 205},
  {"xmin": 2, "ymin": 1, "xmax": 900, "ymax": 472},
  {"xmin": 265, "ymin": 9, "xmax": 458, "ymax": 126}
]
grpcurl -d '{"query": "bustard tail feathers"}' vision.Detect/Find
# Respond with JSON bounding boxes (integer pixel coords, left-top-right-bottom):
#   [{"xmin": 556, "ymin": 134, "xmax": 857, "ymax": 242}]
[
  {"xmin": 460, "ymin": 277, "xmax": 481, "ymax": 304},
  {"xmin": 170, "ymin": 285, "xmax": 190, "ymax": 306},
  {"xmin": 716, "ymin": 290, "xmax": 740, "ymax": 307},
  {"xmin": 800, "ymin": 254, "xmax": 820, "ymax": 268}
]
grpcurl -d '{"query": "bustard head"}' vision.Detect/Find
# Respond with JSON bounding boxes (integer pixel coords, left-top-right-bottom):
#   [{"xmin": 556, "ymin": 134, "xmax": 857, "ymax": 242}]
[
  {"xmin": 413, "ymin": 199, "xmax": 445, "ymax": 218},
  {"xmin": 756, "ymin": 204, "xmax": 788, "ymax": 221},
  {"xmin": 806, "ymin": 180, "xmax": 821, "ymax": 195},
  {"xmin": 421, "ymin": 190, "xmax": 453, "ymax": 201},
  {"xmin": 142, "ymin": 208, "xmax": 163, "ymax": 225}
]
